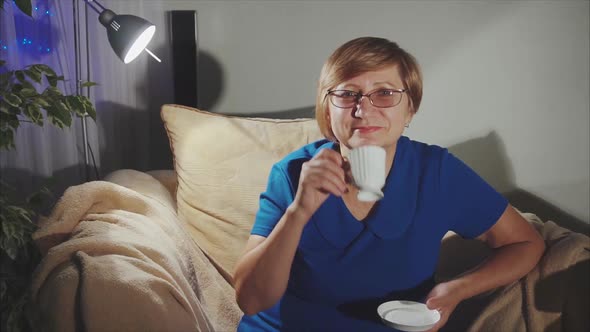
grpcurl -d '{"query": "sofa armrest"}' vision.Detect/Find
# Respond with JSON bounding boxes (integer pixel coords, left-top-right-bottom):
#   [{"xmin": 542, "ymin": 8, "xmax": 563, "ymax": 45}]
[
  {"xmin": 435, "ymin": 213, "xmax": 590, "ymax": 332},
  {"xmin": 30, "ymin": 172, "xmax": 214, "ymax": 332},
  {"xmin": 31, "ymin": 251, "xmax": 212, "ymax": 332}
]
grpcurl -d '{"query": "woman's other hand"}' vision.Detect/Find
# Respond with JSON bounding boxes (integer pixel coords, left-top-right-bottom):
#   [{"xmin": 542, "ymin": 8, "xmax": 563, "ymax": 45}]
[
  {"xmin": 424, "ymin": 281, "xmax": 463, "ymax": 332},
  {"xmin": 291, "ymin": 148, "xmax": 348, "ymax": 219}
]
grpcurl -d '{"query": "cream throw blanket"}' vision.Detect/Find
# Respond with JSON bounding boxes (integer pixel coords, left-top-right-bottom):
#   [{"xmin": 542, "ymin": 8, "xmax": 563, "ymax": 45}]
[
  {"xmin": 29, "ymin": 170, "xmax": 242, "ymax": 332},
  {"xmin": 468, "ymin": 215, "xmax": 589, "ymax": 332},
  {"xmin": 440, "ymin": 213, "xmax": 590, "ymax": 332}
]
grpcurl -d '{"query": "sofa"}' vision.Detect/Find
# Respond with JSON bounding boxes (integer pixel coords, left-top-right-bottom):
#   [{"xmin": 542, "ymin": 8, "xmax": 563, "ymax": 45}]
[{"xmin": 29, "ymin": 104, "xmax": 590, "ymax": 331}]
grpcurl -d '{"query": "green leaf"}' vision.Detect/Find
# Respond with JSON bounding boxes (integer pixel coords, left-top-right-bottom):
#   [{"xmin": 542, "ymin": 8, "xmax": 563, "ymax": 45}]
[
  {"xmin": 4, "ymin": 243, "xmax": 19, "ymax": 260},
  {"xmin": 1, "ymin": 107, "xmax": 20, "ymax": 123},
  {"xmin": 25, "ymin": 103, "xmax": 43, "ymax": 125},
  {"xmin": 0, "ymin": 102, "xmax": 9, "ymax": 115},
  {"xmin": 20, "ymin": 87, "xmax": 38, "ymax": 98},
  {"xmin": 4, "ymin": 93, "xmax": 22, "ymax": 107},
  {"xmin": 45, "ymin": 86, "xmax": 62, "ymax": 96},
  {"xmin": 66, "ymin": 95, "xmax": 86, "ymax": 117},
  {"xmin": 24, "ymin": 68, "xmax": 42, "ymax": 83},
  {"xmin": 10, "ymin": 83, "xmax": 24, "ymax": 96},
  {"xmin": 0, "ymin": 128, "xmax": 15, "ymax": 150},
  {"xmin": 47, "ymin": 102, "xmax": 72, "ymax": 128},
  {"xmin": 12, "ymin": 206, "xmax": 34, "ymax": 224},
  {"xmin": 34, "ymin": 96, "xmax": 50, "ymax": 108},
  {"xmin": 81, "ymin": 96, "xmax": 97, "ymax": 120},
  {"xmin": 46, "ymin": 75, "xmax": 57, "ymax": 87},
  {"xmin": 0, "ymin": 60, "xmax": 99, "ymax": 156},
  {"xmin": 14, "ymin": 70, "xmax": 26, "ymax": 83},
  {"xmin": 14, "ymin": 0, "xmax": 33, "ymax": 17},
  {"xmin": 31, "ymin": 64, "xmax": 57, "ymax": 77},
  {"xmin": 80, "ymin": 81, "xmax": 99, "ymax": 88},
  {"xmin": 20, "ymin": 79, "xmax": 35, "ymax": 91},
  {"xmin": 9, "ymin": 114, "xmax": 20, "ymax": 128},
  {"xmin": 2, "ymin": 220, "xmax": 15, "ymax": 240},
  {"xmin": 60, "ymin": 98, "xmax": 72, "ymax": 113},
  {"xmin": 26, "ymin": 187, "xmax": 51, "ymax": 209},
  {"xmin": 0, "ymin": 71, "xmax": 13, "ymax": 89}
]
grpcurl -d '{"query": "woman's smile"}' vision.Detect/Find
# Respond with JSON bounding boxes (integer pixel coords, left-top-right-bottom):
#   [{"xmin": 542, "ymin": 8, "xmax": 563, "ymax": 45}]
[{"xmin": 353, "ymin": 126, "xmax": 383, "ymax": 134}]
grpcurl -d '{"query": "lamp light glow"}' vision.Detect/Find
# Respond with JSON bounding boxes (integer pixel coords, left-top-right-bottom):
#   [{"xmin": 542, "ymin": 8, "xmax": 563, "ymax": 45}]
[
  {"xmin": 144, "ymin": 48, "xmax": 161, "ymax": 62},
  {"xmin": 124, "ymin": 25, "xmax": 155, "ymax": 63}
]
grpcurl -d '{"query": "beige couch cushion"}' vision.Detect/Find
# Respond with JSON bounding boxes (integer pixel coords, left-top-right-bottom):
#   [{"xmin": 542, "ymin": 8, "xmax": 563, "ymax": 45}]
[{"xmin": 161, "ymin": 104, "xmax": 323, "ymax": 280}]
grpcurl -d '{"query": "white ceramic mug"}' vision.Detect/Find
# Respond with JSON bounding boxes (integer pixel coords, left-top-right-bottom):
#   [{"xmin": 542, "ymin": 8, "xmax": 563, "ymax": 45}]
[{"xmin": 348, "ymin": 145, "xmax": 386, "ymax": 202}]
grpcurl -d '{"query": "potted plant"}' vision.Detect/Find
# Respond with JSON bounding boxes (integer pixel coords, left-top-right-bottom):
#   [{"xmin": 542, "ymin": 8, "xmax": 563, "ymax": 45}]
[
  {"xmin": 0, "ymin": 59, "xmax": 97, "ymax": 331},
  {"xmin": 0, "ymin": 52, "xmax": 97, "ymax": 332}
]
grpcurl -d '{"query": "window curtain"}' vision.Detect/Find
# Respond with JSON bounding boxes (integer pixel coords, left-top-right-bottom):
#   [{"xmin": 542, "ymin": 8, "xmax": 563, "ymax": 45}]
[
  {"xmin": 0, "ymin": 0, "xmax": 88, "ymax": 204},
  {"xmin": 0, "ymin": 0, "xmax": 174, "ymax": 208}
]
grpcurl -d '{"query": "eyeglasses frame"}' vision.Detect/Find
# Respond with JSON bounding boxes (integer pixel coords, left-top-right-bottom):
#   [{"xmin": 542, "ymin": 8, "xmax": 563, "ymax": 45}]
[{"xmin": 325, "ymin": 88, "xmax": 407, "ymax": 109}]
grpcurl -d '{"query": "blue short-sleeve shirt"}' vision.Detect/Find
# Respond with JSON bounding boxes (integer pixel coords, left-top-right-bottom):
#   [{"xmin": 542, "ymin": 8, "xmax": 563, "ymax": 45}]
[{"xmin": 239, "ymin": 136, "xmax": 508, "ymax": 332}]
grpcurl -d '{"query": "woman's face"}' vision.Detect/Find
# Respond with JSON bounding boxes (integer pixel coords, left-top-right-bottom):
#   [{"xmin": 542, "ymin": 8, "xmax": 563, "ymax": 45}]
[{"xmin": 328, "ymin": 65, "xmax": 414, "ymax": 154}]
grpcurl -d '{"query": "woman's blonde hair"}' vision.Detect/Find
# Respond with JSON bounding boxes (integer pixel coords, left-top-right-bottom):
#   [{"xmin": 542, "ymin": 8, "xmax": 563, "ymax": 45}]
[{"xmin": 315, "ymin": 37, "xmax": 423, "ymax": 141}]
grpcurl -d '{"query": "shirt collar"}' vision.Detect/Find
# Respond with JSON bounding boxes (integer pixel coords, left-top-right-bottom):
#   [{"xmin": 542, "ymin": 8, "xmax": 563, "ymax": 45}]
[{"xmin": 310, "ymin": 137, "xmax": 418, "ymax": 248}]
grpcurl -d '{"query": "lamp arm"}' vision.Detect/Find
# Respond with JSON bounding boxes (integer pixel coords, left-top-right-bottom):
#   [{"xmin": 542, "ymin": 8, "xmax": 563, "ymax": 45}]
[
  {"xmin": 82, "ymin": 0, "xmax": 117, "ymax": 28},
  {"xmin": 89, "ymin": 0, "xmax": 107, "ymax": 11},
  {"xmin": 83, "ymin": 0, "xmax": 106, "ymax": 15},
  {"xmin": 83, "ymin": 0, "xmax": 101, "ymax": 15}
]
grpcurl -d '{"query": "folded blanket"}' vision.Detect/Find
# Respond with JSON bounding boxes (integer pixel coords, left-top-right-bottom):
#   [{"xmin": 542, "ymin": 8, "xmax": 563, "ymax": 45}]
[
  {"xmin": 442, "ymin": 213, "xmax": 589, "ymax": 332},
  {"xmin": 30, "ymin": 169, "xmax": 242, "ymax": 332}
]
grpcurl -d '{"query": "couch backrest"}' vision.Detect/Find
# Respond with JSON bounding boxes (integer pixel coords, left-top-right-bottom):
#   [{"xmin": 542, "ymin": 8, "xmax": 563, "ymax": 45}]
[{"xmin": 161, "ymin": 104, "xmax": 323, "ymax": 281}]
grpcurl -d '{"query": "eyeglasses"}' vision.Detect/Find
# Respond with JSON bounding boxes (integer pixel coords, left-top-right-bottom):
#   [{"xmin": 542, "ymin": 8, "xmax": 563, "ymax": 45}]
[{"xmin": 326, "ymin": 89, "xmax": 407, "ymax": 108}]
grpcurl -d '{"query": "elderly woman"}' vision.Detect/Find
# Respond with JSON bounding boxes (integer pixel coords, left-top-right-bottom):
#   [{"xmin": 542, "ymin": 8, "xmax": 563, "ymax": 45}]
[{"xmin": 233, "ymin": 37, "xmax": 545, "ymax": 332}]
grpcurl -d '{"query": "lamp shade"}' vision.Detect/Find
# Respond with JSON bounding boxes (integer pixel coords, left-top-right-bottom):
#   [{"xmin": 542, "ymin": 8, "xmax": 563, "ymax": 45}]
[{"xmin": 98, "ymin": 9, "xmax": 156, "ymax": 64}]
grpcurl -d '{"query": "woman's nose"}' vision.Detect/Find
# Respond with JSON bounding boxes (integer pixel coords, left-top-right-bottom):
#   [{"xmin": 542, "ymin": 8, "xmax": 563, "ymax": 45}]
[{"xmin": 353, "ymin": 96, "xmax": 373, "ymax": 117}]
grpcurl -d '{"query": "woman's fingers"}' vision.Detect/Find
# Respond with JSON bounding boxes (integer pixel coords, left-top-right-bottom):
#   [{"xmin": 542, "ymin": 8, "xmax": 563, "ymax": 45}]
[
  {"xmin": 305, "ymin": 159, "xmax": 346, "ymax": 193},
  {"xmin": 424, "ymin": 284, "xmax": 461, "ymax": 332},
  {"xmin": 294, "ymin": 148, "xmax": 349, "ymax": 216},
  {"xmin": 302, "ymin": 163, "xmax": 345, "ymax": 196},
  {"xmin": 302, "ymin": 149, "xmax": 347, "ymax": 194}
]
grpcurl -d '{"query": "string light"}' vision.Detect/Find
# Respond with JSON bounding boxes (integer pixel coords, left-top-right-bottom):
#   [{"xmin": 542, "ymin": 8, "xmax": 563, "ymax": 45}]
[{"xmin": 2, "ymin": 0, "xmax": 54, "ymax": 55}]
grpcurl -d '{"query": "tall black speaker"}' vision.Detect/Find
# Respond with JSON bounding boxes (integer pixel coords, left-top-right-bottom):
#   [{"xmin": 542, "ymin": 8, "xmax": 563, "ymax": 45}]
[{"xmin": 169, "ymin": 10, "xmax": 198, "ymax": 107}]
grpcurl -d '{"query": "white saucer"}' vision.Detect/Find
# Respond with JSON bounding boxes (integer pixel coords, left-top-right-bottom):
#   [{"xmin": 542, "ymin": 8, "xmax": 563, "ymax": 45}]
[{"xmin": 377, "ymin": 300, "xmax": 440, "ymax": 332}]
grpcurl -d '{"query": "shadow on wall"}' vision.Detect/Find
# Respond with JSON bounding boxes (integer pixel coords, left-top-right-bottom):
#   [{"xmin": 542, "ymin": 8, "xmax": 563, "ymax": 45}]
[
  {"xmin": 144, "ymin": 42, "xmax": 175, "ymax": 171},
  {"xmin": 448, "ymin": 132, "xmax": 589, "ymax": 234},
  {"xmin": 197, "ymin": 45, "xmax": 314, "ymax": 119},
  {"xmin": 448, "ymin": 131, "xmax": 515, "ymax": 194},
  {"xmin": 96, "ymin": 101, "xmax": 153, "ymax": 176},
  {"xmin": 232, "ymin": 106, "xmax": 316, "ymax": 119},
  {"xmin": 94, "ymin": 46, "xmax": 228, "ymax": 174},
  {"xmin": 144, "ymin": 46, "xmax": 225, "ymax": 170},
  {"xmin": 198, "ymin": 49, "xmax": 224, "ymax": 112}
]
